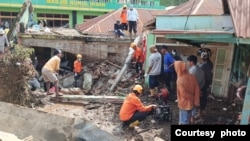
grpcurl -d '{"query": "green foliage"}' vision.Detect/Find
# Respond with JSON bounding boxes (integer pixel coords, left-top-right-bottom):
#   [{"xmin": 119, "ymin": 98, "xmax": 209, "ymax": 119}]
[{"xmin": 12, "ymin": 44, "xmax": 34, "ymax": 62}]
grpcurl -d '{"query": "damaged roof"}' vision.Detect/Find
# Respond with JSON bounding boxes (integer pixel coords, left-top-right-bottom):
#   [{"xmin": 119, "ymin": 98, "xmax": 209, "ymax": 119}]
[
  {"xmin": 75, "ymin": 8, "xmax": 166, "ymax": 35},
  {"xmin": 164, "ymin": 0, "xmax": 224, "ymax": 15},
  {"xmin": 227, "ymin": 0, "xmax": 250, "ymax": 38}
]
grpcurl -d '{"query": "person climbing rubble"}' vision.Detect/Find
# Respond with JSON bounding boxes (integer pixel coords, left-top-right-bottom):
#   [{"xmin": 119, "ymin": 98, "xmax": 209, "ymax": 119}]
[
  {"xmin": 119, "ymin": 85, "xmax": 157, "ymax": 128},
  {"xmin": 21, "ymin": 58, "xmax": 40, "ymax": 91},
  {"xmin": 41, "ymin": 49, "xmax": 63, "ymax": 97},
  {"xmin": 130, "ymin": 42, "xmax": 144, "ymax": 79},
  {"xmin": 74, "ymin": 54, "xmax": 83, "ymax": 87}
]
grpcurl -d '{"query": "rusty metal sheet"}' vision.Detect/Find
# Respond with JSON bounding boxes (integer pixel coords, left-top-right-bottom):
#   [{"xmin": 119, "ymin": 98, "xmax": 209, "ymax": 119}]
[
  {"xmin": 164, "ymin": 0, "xmax": 224, "ymax": 15},
  {"xmin": 75, "ymin": 8, "xmax": 166, "ymax": 35},
  {"xmin": 228, "ymin": 0, "xmax": 250, "ymax": 38}
]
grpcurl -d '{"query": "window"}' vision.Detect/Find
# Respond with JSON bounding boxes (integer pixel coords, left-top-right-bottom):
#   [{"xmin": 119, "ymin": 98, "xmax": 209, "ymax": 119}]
[
  {"xmin": 37, "ymin": 13, "xmax": 69, "ymax": 27},
  {"xmin": 83, "ymin": 15, "xmax": 98, "ymax": 21},
  {"xmin": 0, "ymin": 12, "xmax": 18, "ymax": 28}
]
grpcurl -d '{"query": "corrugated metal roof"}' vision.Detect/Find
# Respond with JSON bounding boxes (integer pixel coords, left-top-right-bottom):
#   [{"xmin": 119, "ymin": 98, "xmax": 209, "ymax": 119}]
[
  {"xmin": 227, "ymin": 0, "xmax": 250, "ymax": 38},
  {"xmin": 164, "ymin": 0, "xmax": 224, "ymax": 15},
  {"xmin": 75, "ymin": 8, "xmax": 166, "ymax": 35}
]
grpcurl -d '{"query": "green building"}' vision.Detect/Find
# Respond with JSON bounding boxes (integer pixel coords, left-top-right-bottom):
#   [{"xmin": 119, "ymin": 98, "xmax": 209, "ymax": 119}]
[{"xmin": 0, "ymin": 0, "xmax": 164, "ymax": 28}]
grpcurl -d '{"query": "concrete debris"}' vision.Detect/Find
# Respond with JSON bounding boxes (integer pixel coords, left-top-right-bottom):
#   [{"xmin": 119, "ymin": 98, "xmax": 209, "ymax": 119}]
[
  {"xmin": 0, "ymin": 131, "xmax": 23, "ymax": 141},
  {"xmin": 154, "ymin": 137, "xmax": 165, "ymax": 141},
  {"xmin": 82, "ymin": 73, "xmax": 93, "ymax": 93}
]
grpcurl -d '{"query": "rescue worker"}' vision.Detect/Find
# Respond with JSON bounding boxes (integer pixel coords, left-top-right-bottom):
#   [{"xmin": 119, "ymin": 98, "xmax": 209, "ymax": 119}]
[
  {"xmin": 119, "ymin": 85, "xmax": 157, "ymax": 128},
  {"xmin": 130, "ymin": 42, "xmax": 144, "ymax": 79},
  {"xmin": 74, "ymin": 54, "xmax": 83, "ymax": 87},
  {"xmin": 120, "ymin": 5, "xmax": 128, "ymax": 32}
]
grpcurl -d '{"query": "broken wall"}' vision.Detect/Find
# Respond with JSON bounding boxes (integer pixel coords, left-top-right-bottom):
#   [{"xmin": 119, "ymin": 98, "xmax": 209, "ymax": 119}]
[{"xmin": 18, "ymin": 35, "xmax": 131, "ymax": 64}]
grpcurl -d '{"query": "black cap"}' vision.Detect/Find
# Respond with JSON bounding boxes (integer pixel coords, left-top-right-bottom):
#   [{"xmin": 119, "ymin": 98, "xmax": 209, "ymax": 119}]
[
  {"xmin": 161, "ymin": 45, "xmax": 168, "ymax": 50},
  {"xmin": 54, "ymin": 49, "xmax": 62, "ymax": 55}
]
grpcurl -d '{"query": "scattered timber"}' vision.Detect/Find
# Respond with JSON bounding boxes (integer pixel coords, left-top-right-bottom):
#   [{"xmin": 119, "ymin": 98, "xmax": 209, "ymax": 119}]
[
  {"xmin": 105, "ymin": 61, "xmax": 122, "ymax": 69},
  {"xmin": 52, "ymin": 95, "xmax": 125, "ymax": 104}
]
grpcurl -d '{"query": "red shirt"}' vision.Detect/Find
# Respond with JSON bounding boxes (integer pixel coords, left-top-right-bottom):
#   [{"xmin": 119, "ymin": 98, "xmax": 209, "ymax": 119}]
[{"xmin": 74, "ymin": 60, "xmax": 82, "ymax": 73}]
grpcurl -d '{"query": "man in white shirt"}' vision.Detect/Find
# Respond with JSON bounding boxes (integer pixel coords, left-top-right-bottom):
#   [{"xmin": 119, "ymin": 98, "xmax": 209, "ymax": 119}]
[{"xmin": 127, "ymin": 5, "xmax": 138, "ymax": 39}]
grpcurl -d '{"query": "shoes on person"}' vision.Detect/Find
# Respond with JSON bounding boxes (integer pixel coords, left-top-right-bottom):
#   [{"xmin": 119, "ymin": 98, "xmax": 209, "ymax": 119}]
[{"xmin": 129, "ymin": 120, "xmax": 140, "ymax": 128}]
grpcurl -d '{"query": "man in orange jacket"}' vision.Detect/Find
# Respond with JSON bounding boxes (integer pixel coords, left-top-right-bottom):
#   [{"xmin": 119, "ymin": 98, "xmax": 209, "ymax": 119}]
[
  {"xmin": 131, "ymin": 42, "xmax": 144, "ymax": 79},
  {"xmin": 119, "ymin": 85, "xmax": 157, "ymax": 127},
  {"xmin": 74, "ymin": 54, "xmax": 83, "ymax": 87},
  {"xmin": 120, "ymin": 5, "xmax": 128, "ymax": 32}
]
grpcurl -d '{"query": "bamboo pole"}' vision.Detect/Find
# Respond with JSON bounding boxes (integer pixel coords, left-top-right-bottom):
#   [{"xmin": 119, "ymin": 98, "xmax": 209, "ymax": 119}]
[{"xmin": 109, "ymin": 36, "xmax": 141, "ymax": 92}]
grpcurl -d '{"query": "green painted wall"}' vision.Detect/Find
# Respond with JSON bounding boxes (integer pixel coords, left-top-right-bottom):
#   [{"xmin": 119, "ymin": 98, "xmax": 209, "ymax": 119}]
[{"xmin": 0, "ymin": 0, "xmax": 164, "ymax": 10}]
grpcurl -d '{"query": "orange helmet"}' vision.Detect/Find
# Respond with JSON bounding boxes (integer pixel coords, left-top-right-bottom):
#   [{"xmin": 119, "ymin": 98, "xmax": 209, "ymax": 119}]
[
  {"xmin": 133, "ymin": 85, "xmax": 143, "ymax": 94},
  {"xmin": 130, "ymin": 42, "xmax": 137, "ymax": 49},
  {"xmin": 77, "ymin": 54, "xmax": 82, "ymax": 59}
]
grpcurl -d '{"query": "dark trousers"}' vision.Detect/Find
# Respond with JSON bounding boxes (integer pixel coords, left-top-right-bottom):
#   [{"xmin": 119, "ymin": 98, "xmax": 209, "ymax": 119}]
[
  {"xmin": 135, "ymin": 62, "xmax": 143, "ymax": 74},
  {"xmin": 164, "ymin": 72, "xmax": 173, "ymax": 91},
  {"xmin": 128, "ymin": 21, "xmax": 137, "ymax": 34},
  {"xmin": 74, "ymin": 73, "xmax": 81, "ymax": 87},
  {"xmin": 149, "ymin": 75, "xmax": 160, "ymax": 89},
  {"xmin": 114, "ymin": 29, "xmax": 124, "ymax": 37},
  {"xmin": 200, "ymin": 82, "xmax": 210, "ymax": 109},
  {"xmin": 121, "ymin": 23, "xmax": 128, "ymax": 31},
  {"xmin": 123, "ymin": 111, "xmax": 152, "ymax": 126}
]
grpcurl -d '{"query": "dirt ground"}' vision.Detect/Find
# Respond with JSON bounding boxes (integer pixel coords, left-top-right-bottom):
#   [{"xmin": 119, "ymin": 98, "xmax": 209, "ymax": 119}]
[
  {"xmin": 35, "ymin": 85, "xmax": 240, "ymax": 141},
  {"xmin": 0, "ymin": 56, "xmax": 241, "ymax": 141}
]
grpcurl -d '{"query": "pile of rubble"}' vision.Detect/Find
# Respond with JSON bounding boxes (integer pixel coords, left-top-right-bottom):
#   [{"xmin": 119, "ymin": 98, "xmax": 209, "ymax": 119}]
[{"xmin": 0, "ymin": 46, "xmax": 36, "ymax": 106}]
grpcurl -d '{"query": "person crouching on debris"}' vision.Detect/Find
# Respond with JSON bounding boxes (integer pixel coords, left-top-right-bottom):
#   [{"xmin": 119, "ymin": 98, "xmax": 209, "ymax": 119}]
[
  {"xmin": 23, "ymin": 58, "xmax": 40, "ymax": 91},
  {"xmin": 174, "ymin": 61, "xmax": 200, "ymax": 125},
  {"xmin": 114, "ymin": 20, "xmax": 125, "ymax": 38},
  {"xmin": 74, "ymin": 54, "xmax": 83, "ymax": 87},
  {"xmin": 42, "ymin": 49, "xmax": 63, "ymax": 97},
  {"xmin": 119, "ymin": 85, "xmax": 157, "ymax": 128}
]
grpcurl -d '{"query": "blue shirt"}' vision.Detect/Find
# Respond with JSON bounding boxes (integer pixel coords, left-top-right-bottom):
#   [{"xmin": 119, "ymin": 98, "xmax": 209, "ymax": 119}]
[{"xmin": 163, "ymin": 52, "xmax": 175, "ymax": 73}]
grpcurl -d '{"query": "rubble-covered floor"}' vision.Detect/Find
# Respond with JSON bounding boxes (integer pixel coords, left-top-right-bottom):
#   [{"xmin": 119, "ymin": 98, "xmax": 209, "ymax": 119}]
[{"xmin": 32, "ymin": 61, "xmax": 240, "ymax": 141}]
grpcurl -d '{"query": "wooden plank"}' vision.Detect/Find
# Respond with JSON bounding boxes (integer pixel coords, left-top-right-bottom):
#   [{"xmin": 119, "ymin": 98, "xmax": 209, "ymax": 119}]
[{"xmin": 52, "ymin": 95, "xmax": 125, "ymax": 104}]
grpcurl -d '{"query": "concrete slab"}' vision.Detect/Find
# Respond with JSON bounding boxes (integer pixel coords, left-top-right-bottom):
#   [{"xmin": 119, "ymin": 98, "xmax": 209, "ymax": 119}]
[{"xmin": 0, "ymin": 102, "xmax": 121, "ymax": 141}]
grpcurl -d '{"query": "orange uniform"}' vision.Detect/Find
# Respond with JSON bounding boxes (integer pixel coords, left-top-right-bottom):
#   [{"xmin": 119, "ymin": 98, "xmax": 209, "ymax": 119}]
[
  {"xmin": 73, "ymin": 60, "xmax": 82, "ymax": 73},
  {"xmin": 133, "ymin": 47, "xmax": 144, "ymax": 63},
  {"xmin": 120, "ymin": 9, "xmax": 127, "ymax": 24},
  {"xmin": 119, "ymin": 93, "xmax": 153, "ymax": 121}
]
